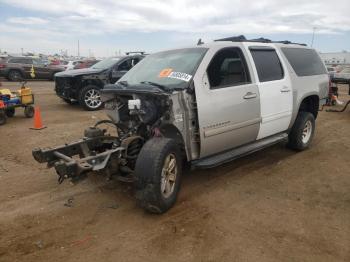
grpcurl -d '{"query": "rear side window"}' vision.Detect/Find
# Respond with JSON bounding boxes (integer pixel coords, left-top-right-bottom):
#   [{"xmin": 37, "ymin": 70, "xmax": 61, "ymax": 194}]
[
  {"xmin": 281, "ymin": 48, "xmax": 327, "ymax": 76},
  {"xmin": 8, "ymin": 58, "xmax": 32, "ymax": 64},
  {"xmin": 8, "ymin": 58, "xmax": 22, "ymax": 64},
  {"xmin": 250, "ymin": 48, "xmax": 284, "ymax": 82}
]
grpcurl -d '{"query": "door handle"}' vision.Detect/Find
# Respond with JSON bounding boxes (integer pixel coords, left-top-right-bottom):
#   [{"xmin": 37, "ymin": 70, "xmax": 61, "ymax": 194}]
[
  {"xmin": 243, "ymin": 92, "xmax": 257, "ymax": 99},
  {"xmin": 280, "ymin": 86, "xmax": 291, "ymax": 93}
]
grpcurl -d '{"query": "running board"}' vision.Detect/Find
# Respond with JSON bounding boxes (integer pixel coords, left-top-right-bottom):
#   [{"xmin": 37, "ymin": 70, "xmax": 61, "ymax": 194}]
[{"xmin": 191, "ymin": 133, "xmax": 288, "ymax": 169}]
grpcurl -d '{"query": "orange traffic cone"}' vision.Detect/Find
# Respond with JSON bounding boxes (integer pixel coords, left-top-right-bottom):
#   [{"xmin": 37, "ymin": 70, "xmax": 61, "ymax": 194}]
[{"xmin": 30, "ymin": 106, "xmax": 46, "ymax": 130}]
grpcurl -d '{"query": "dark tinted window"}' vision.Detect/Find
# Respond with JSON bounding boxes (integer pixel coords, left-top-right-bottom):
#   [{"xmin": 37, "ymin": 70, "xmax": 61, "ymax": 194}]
[
  {"xmin": 207, "ymin": 48, "xmax": 251, "ymax": 89},
  {"xmin": 118, "ymin": 59, "xmax": 133, "ymax": 71},
  {"xmin": 281, "ymin": 48, "xmax": 327, "ymax": 76},
  {"xmin": 250, "ymin": 49, "xmax": 284, "ymax": 82}
]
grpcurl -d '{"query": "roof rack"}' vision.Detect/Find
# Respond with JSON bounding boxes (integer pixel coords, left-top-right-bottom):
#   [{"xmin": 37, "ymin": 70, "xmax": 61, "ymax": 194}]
[
  {"xmin": 214, "ymin": 35, "xmax": 307, "ymax": 46},
  {"xmin": 125, "ymin": 51, "xmax": 146, "ymax": 55}
]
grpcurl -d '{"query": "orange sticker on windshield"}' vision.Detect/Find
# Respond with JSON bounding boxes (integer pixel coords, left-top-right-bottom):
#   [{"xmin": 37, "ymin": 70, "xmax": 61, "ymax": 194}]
[{"xmin": 159, "ymin": 68, "xmax": 173, "ymax": 78}]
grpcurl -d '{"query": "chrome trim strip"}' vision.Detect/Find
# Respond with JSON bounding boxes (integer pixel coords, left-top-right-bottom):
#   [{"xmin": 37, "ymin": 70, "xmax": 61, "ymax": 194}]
[{"xmin": 204, "ymin": 118, "xmax": 261, "ymax": 137}]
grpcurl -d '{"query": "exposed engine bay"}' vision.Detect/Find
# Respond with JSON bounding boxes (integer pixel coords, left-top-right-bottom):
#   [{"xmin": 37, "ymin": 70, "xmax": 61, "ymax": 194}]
[{"xmin": 32, "ymin": 83, "xmax": 191, "ymax": 183}]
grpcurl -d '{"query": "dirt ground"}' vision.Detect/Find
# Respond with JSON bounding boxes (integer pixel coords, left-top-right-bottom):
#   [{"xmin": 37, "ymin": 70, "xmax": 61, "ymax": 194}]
[{"xmin": 0, "ymin": 80, "xmax": 349, "ymax": 262}]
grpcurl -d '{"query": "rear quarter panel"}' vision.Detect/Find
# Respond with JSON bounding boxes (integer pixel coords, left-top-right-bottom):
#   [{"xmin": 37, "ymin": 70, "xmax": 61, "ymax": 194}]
[{"xmin": 278, "ymin": 48, "xmax": 328, "ymax": 128}]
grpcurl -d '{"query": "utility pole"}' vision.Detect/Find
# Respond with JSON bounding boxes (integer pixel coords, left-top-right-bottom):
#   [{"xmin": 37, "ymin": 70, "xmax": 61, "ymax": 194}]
[
  {"xmin": 78, "ymin": 40, "xmax": 80, "ymax": 57},
  {"xmin": 311, "ymin": 27, "xmax": 317, "ymax": 47}
]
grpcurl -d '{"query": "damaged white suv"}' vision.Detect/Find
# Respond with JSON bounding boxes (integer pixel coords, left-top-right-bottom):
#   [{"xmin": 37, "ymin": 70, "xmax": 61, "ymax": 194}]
[{"xmin": 33, "ymin": 36, "xmax": 329, "ymax": 213}]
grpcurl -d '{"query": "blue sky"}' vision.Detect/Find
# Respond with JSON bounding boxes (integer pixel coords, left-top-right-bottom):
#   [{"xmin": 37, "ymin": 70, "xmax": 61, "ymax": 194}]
[{"xmin": 0, "ymin": 0, "xmax": 349, "ymax": 57}]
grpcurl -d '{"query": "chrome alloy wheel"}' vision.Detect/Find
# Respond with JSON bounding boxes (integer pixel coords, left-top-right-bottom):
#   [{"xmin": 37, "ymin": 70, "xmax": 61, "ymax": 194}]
[
  {"xmin": 302, "ymin": 120, "xmax": 312, "ymax": 144},
  {"xmin": 84, "ymin": 89, "xmax": 102, "ymax": 109},
  {"xmin": 160, "ymin": 153, "xmax": 177, "ymax": 198}
]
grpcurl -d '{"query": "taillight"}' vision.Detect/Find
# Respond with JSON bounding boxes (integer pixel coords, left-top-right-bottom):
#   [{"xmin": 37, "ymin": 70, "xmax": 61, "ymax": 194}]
[{"xmin": 0, "ymin": 64, "xmax": 6, "ymax": 69}]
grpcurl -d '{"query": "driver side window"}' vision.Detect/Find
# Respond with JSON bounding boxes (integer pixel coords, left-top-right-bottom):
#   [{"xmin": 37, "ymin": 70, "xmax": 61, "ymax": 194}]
[
  {"xmin": 118, "ymin": 59, "xmax": 132, "ymax": 71},
  {"xmin": 207, "ymin": 48, "xmax": 251, "ymax": 89}
]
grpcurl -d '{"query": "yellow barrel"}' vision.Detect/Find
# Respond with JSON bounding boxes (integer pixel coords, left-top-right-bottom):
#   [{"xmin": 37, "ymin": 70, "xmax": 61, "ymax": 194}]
[{"xmin": 18, "ymin": 87, "xmax": 34, "ymax": 104}]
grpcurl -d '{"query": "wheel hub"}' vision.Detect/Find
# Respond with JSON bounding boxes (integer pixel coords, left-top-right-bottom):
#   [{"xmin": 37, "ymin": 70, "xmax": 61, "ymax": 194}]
[
  {"xmin": 160, "ymin": 153, "xmax": 177, "ymax": 198},
  {"xmin": 302, "ymin": 120, "xmax": 312, "ymax": 144},
  {"xmin": 84, "ymin": 89, "xmax": 101, "ymax": 109}
]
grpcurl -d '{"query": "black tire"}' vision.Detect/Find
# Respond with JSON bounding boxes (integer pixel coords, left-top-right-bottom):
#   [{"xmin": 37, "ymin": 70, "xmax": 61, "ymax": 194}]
[
  {"xmin": 0, "ymin": 110, "xmax": 7, "ymax": 125},
  {"xmin": 24, "ymin": 105, "xmax": 34, "ymax": 118},
  {"xmin": 8, "ymin": 70, "xmax": 23, "ymax": 81},
  {"xmin": 5, "ymin": 107, "xmax": 15, "ymax": 117},
  {"xmin": 78, "ymin": 85, "xmax": 103, "ymax": 111},
  {"xmin": 287, "ymin": 112, "xmax": 315, "ymax": 151},
  {"xmin": 134, "ymin": 138, "xmax": 183, "ymax": 214}
]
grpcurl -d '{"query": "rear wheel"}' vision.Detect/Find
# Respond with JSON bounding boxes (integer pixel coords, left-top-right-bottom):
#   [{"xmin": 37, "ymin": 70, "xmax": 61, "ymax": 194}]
[
  {"xmin": 287, "ymin": 112, "xmax": 315, "ymax": 151},
  {"xmin": 8, "ymin": 70, "xmax": 23, "ymax": 81},
  {"xmin": 78, "ymin": 85, "xmax": 103, "ymax": 111},
  {"xmin": 5, "ymin": 108, "xmax": 15, "ymax": 117},
  {"xmin": 134, "ymin": 138, "xmax": 182, "ymax": 214},
  {"xmin": 24, "ymin": 105, "xmax": 34, "ymax": 118},
  {"xmin": 0, "ymin": 110, "xmax": 7, "ymax": 125}
]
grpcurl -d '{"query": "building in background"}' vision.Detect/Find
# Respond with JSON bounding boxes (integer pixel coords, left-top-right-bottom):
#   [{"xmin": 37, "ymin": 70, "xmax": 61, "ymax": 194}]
[{"xmin": 319, "ymin": 51, "xmax": 350, "ymax": 66}]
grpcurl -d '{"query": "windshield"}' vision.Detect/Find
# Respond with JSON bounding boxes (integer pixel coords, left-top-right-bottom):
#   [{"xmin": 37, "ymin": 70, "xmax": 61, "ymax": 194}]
[
  {"xmin": 118, "ymin": 48, "xmax": 208, "ymax": 89},
  {"xmin": 91, "ymin": 57, "xmax": 120, "ymax": 69}
]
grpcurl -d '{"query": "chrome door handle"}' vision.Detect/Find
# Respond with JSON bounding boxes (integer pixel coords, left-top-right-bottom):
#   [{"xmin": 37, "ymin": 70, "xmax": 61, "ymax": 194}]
[
  {"xmin": 243, "ymin": 92, "xmax": 257, "ymax": 99},
  {"xmin": 280, "ymin": 86, "xmax": 291, "ymax": 93}
]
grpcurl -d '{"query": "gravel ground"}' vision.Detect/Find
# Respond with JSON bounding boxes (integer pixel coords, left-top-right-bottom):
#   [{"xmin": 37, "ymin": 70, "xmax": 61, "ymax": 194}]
[{"xmin": 0, "ymin": 80, "xmax": 349, "ymax": 262}]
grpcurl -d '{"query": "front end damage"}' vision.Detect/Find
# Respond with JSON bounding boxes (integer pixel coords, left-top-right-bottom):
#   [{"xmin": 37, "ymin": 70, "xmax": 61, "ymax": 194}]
[{"xmin": 32, "ymin": 83, "xmax": 178, "ymax": 183}]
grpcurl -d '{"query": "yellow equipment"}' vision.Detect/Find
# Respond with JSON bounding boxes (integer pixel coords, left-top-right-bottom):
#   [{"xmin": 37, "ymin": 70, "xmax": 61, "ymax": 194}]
[
  {"xmin": 0, "ymin": 81, "xmax": 35, "ymax": 125},
  {"xmin": 18, "ymin": 86, "xmax": 34, "ymax": 104}
]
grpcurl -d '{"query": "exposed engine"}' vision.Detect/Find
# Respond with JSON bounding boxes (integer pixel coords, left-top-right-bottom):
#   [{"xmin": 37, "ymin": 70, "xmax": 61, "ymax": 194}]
[{"xmin": 104, "ymin": 94, "xmax": 170, "ymax": 138}]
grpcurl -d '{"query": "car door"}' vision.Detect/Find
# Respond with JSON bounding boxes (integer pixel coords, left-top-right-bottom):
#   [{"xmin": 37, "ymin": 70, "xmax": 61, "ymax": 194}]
[
  {"xmin": 246, "ymin": 45, "xmax": 293, "ymax": 139},
  {"xmin": 21, "ymin": 58, "xmax": 33, "ymax": 78},
  {"xmin": 194, "ymin": 46, "xmax": 261, "ymax": 157},
  {"xmin": 111, "ymin": 58, "xmax": 132, "ymax": 82},
  {"xmin": 32, "ymin": 59, "xmax": 50, "ymax": 79}
]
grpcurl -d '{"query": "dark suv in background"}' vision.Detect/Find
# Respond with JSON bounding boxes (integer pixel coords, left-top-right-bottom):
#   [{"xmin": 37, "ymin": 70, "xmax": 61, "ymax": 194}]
[
  {"xmin": 0, "ymin": 57, "xmax": 65, "ymax": 81},
  {"xmin": 54, "ymin": 54, "xmax": 144, "ymax": 110}
]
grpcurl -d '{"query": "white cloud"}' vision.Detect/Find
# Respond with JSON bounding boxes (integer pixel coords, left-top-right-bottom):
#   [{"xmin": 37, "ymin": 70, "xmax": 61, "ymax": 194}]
[
  {"xmin": 0, "ymin": 0, "xmax": 349, "ymax": 55},
  {"xmin": 1, "ymin": 0, "xmax": 350, "ymax": 34},
  {"xmin": 7, "ymin": 17, "xmax": 49, "ymax": 25}
]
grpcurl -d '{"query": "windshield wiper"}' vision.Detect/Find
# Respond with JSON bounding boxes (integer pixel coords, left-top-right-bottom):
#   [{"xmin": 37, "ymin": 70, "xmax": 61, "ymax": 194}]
[{"xmin": 140, "ymin": 81, "xmax": 169, "ymax": 92}]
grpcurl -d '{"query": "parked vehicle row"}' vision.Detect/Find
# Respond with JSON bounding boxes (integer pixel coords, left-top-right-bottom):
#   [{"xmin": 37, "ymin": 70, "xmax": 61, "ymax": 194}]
[{"xmin": 62, "ymin": 60, "xmax": 100, "ymax": 70}]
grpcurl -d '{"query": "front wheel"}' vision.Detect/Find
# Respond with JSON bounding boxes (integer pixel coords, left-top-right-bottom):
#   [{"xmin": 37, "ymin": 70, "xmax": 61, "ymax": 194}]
[
  {"xmin": 5, "ymin": 108, "xmax": 15, "ymax": 117},
  {"xmin": 78, "ymin": 85, "xmax": 103, "ymax": 111},
  {"xmin": 0, "ymin": 110, "xmax": 7, "ymax": 125},
  {"xmin": 287, "ymin": 112, "xmax": 315, "ymax": 151},
  {"xmin": 134, "ymin": 138, "xmax": 183, "ymax": 214}
]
